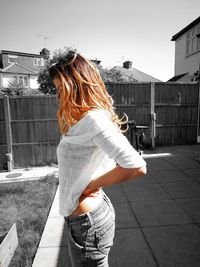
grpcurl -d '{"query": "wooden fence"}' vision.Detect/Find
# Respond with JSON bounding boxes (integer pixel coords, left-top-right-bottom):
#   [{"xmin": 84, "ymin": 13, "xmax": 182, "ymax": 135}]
[
  {"xmin": 0, "ymin": 82, "xmax": 199, "ymax": 169},
  {"xmin": 106, "ymin": 82, "xmax": 199, "ymax": 146},
  {"xmin": 0, "ymin": 96, "xmax": 59, "ymax": 169}
]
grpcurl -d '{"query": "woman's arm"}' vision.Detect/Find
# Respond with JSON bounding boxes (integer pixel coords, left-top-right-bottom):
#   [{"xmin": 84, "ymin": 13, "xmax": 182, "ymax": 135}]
[
  {"xmin": 83, "ymin": 165, "xmax": 147, "ymax": 195},
  {"xmin": 82, "ymin": 111, "xmax": 147, "ymax": 196}
]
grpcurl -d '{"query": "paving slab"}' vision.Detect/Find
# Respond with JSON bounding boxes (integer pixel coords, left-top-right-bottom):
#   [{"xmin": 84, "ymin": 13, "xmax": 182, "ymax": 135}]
[
  {"xmin": 131, "ymin": 199, "xmax": 192, "ymax": 227},
  {"xmin": 113, "ymin": 202, "xmax": 139, "ymax": 229},
  {"xmin": 164, "ymin": 156, "xmax": 200, "ymax": 169},
  {"xmin": 124, "ymin": 173, "xmax": 156, "ymax": 185},
  {"xmin": 122, "ymin": 183, "xmax": 170, "ymax": 202},
  {"xmin": 150, "ymin": 169, "xmax": 190, "ymax": 183},
  {"xmin": 103, "ymin": 185, "xmax": 127, "ymax": 203},
  {"xmin": 176, "ymin": 198, "xmax": 200, "ymax": 223},
  {"xmin": 143, "ymin": 224, "xmax": 200, "ymax": 267},
  {"xmin": 109, "ymin": 229, "xmax": 157, "ymax": 267},
  {"xmin": 160, "ymin": 180, "xmax": 200, "ymax": 199},
  {"xmin": 170, "ymin": 145, "xmax": 199, "ymax": 154},
  {"xmin": 0, "ymin": 166, "xmax": 58, "ymax": 183},
  {"xmin": 32, "ymin": 247, "xmax": 71, "ymax": 267},
  {"xmin": 48, "ymin": 197, "xmax": 63, "ymax": 218},
  {"xmin": 38, "ymin": 217, "xmax": 68, "ymax": 248},
  {"xmin": 145, "ymin": 158, "xmax": 175, "ymax": 172},
  {"xmin": 182, "ymin": 168, "xmax": 200, "ymax": 182}
]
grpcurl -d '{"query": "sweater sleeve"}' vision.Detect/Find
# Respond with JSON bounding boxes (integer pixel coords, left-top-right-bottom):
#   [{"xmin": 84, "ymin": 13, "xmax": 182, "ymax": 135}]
[{"xmin": 92, "ymin": 118, "xmax": 146, "ymax": 169}]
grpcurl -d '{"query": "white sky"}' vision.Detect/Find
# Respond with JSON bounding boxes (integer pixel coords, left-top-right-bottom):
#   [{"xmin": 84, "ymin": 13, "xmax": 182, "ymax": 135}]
[{"xmin": 1, "ymin": 0, "xmax": 200, "ymax": 81}]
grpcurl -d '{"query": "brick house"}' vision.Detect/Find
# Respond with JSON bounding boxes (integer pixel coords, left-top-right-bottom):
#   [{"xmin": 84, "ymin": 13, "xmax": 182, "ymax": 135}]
[
  {"xmin": 169, "ymin": 16, "xmax": 200, "ymax": 82},
  {"xmin": 0, "ymin": 48, "xmax": 50, "ymax": 89}
]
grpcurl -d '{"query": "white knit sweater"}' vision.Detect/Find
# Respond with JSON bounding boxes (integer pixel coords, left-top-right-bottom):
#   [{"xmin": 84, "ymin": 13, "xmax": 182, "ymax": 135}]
[{"xmin": 57, "ymin": 109, "xmax": 146, "ymax": 216}]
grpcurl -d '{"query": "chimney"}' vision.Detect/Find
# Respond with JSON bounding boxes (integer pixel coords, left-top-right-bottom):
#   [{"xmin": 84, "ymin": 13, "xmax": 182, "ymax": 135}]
[
  {"xmin": 40, "ymin": 48, "xmax": 50, "ymax": 60},
  {"xmin": 123, "ymin": 61, "xmax": 132, "ymax": 69}
]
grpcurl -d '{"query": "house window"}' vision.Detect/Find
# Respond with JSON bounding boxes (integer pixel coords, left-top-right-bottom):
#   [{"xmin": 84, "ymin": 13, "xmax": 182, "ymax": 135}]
[
  {"xmin": 12, "ymin": 75, "xmax": 29, "ymax": 87},
  {"xmin": 33, "ymin": 57, "xmax": 44, "ymax": 66},
  {"xmin": 197, "ymin": 27, "xmax": 200, "ymax": 50},
  {"xmin": 186, "ymin": 26, "xmax": 200, "ymax": 56},
  {"xmin": 24, "ymin": 76, "xmax": 28, "ymax": 86},
  {"xmin": 8, "ymin": 55, "xmax": 18, "ymax": 64}
]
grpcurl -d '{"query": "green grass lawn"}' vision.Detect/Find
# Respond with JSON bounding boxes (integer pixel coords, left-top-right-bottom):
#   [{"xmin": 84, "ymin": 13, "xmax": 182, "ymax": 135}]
[{"xmin": 0, "ymin": 175, "xmax": 58, "ymax": 267}]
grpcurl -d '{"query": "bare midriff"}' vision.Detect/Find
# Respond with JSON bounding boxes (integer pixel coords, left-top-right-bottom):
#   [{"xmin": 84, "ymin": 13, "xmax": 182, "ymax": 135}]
[{"xmin": 70, "ymin": 190, "xmax": 102, "ymax": 216}]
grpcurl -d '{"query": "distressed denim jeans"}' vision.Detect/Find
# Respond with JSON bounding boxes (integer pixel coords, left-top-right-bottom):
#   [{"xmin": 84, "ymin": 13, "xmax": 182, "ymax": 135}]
[{"xmin": 65, "ymin": 192, "xmax": 115, "ymax": 267}]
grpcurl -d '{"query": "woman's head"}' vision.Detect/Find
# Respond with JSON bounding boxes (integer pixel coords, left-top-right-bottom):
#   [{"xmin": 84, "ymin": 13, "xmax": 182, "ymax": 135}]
[{"xmin": 48, "ymin": 49, "xmax": 127, "ymax": 134}]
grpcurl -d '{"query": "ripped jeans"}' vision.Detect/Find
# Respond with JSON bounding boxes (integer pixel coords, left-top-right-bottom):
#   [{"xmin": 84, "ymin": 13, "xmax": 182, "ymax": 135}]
[{"xmin": 65, "ymin": 192, "xmax": 115, "ymax": 267}]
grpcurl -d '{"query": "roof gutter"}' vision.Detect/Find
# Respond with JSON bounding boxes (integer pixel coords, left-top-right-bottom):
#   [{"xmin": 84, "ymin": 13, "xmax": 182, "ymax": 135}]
[{"xmin": 171, "ymin": 16, "xmax": 200, "ymax": 41}]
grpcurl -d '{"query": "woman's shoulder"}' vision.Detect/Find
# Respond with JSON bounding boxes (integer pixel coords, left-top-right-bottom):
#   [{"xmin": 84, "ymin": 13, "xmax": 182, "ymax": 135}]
[
  {"xmin": 86, "ymin": 109, "xmax": 113, "ymax": 127},
  {"xmin": 87, "ymin": 108, "xmax": 111, "ymax": 120},
  {"xmin": 67, "ymin": 109, "xmax": 113, "ymax": 135}
]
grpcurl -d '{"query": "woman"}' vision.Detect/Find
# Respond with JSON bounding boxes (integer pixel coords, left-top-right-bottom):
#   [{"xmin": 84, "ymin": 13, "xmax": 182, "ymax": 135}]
[{"xmin": 48, "ymin": 49, "xmax": 147, "ymax": 267}]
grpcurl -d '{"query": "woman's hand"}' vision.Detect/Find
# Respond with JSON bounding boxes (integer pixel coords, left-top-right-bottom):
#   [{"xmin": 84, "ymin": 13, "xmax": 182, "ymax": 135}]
[{"xmin": 82, "ymin": 181, "xmax": 101, "ymax": 197}]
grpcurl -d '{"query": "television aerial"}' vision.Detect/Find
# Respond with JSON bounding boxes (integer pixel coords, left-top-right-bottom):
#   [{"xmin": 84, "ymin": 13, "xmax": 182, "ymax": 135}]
[{"xmin": 37, "ymin": 34, "xmax": 52, "ymax": 48}]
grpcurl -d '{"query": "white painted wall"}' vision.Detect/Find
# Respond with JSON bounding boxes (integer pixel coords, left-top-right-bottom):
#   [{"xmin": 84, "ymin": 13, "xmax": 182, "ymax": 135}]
[
  {"xmin": 174, "ymin": 22, "xmax": 200, "ymax": 77},
  {"xmin": 30, "ymin": 75, "xmax": 39, "ymax": 89},
  {"xmin": 2, "ymin": 76, "xmax": 11, "ymax": 87},
  {"xmin": 1, "ymin": 74, "xmax": 39, "ymax": 89}
]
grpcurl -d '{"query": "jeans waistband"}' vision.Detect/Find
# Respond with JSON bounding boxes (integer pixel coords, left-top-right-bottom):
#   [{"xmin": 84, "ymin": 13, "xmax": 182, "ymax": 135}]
[{"xmin": 65, "ymin": 191, "xmax": 112, "ymax": 225}]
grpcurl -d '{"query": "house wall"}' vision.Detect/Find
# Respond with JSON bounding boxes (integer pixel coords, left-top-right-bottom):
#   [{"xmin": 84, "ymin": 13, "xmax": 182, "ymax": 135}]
[
  {"xmin": 2, "ymin": 54, "xmax": 43, "ymax": 72},
  {"xmin": 0, "ymin": 51, "xmax": 45, "ymax": 90},
  {"xmin": 30, "ymin": 76, "xmax": 39, "ymax": 89},
  {"xmin": 2, "ymin": 75, "xmax": 10, "ymax": 87},
  {"xmin": 0, "ymin": 73, "xmax": 3, "ymax": 87},
  {"xmin": 1, "ymin": 73, "xmax": 38, "ymax": 89},
  {"xmin": 175, "ymin": 22, "xmax": 200, "ymax": 77}
]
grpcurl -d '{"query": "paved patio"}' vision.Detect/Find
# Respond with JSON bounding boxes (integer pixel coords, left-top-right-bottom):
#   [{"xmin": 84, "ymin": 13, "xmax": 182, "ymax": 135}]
[{"xmin": 31, "ymin": 145, "xmax": 200, "ymax": 267}]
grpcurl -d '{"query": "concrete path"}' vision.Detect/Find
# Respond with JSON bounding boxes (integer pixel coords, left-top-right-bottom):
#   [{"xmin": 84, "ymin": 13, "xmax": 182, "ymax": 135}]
[
  {"xmin": 31, "ymin": 145, "xmax": 200, "ymax": 266},
  {"xmin": 0, "ymin": 166, "xmax": 58, "ymax": 183}
]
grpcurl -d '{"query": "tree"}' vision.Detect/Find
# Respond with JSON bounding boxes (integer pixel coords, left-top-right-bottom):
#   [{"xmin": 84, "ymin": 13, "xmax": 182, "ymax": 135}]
[
  {"xmin": 0, "ymin": 79, "xmax": 25, "ymax": 96},
  {"xmin": 37, "ymin": 67, "xmax": 56, "ymax": 95},
  {"xmin": 38, "ymin": 47, "xmax": 76, "ymax": 95},
  {"xmin": 97, "ymin": 65, "xmax": 125, "ymax": 82},
  {"xmin": 0, "ymin": 78, "xmax": 44, "ymax": 96},
  {"xmin": 37, "ymin": 47, "xmax": 134, "ymax": 94}
]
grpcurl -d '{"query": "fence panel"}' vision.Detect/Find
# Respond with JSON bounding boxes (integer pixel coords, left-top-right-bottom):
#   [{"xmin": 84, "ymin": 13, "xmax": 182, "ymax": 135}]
[
  {"xmin": 106, "ymin": 82, "xmax": 150, "ymax": 123},
  {"xmin": 10, "ymin": 96, "xmax": 59, "ymax": 168},
  {"xmin": 155, "ymin": 83, "xmax": 199, "ymax": 146},
  {"xmin": 106, "ymin": 82, "xmax": 151, "ymax": 147},
  {"xmin": 0, "ymin": 96, "xmax": 60, "ymax": 169}
]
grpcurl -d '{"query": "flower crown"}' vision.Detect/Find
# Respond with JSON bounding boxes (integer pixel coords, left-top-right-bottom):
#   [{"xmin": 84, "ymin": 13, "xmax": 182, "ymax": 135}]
[{"xmin": 49, "ymin": 49, "xmax": 77, "ymax": 69}]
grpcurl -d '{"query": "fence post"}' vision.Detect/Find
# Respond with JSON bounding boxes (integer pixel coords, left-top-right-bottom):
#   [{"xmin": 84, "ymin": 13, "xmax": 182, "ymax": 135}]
[
  {"xmin": 3, "ymin": 95, "xmax": 13, "ymax": 171},
  {"xmin": 150, "ymin": 82, "xmax": 156, "ymax": 149}
]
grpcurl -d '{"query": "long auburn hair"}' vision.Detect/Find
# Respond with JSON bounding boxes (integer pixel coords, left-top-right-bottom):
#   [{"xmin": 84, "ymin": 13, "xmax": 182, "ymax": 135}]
[{"xmin": 48, "ymin": 49, "xmax": 128, "ymax": 135}]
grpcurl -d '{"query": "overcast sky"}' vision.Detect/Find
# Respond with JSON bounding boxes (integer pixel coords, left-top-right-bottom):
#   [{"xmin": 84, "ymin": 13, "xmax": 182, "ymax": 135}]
[{"xmin": 1, "ymin": 0, "xmax": 199, "ymax": 81}]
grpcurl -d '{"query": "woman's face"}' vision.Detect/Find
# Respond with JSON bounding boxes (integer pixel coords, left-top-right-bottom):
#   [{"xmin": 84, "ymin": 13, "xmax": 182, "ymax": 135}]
[{"xmin": 53, "ymin": 77, "xmax": 63, "ymax": 92}]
